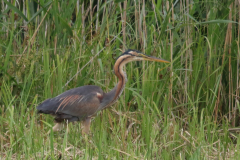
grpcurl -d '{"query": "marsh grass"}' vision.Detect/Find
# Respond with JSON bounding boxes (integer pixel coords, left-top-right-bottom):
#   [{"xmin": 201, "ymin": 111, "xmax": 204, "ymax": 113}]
[{"xmin": 1, "ymin": 0, "xmax": 240, "ymax": 159}]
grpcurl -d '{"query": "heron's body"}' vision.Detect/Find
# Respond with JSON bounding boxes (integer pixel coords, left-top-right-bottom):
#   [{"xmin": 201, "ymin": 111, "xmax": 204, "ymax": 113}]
[
  {"xmin": 37, "ymin": 86, "xmax": 104, "ymax": 122},
  {"xmin": 37, "ymin": 49, "xmax": 169, "ymax": 133}
]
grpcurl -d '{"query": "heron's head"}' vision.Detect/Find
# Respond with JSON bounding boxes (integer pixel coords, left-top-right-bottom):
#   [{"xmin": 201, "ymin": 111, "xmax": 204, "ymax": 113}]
[{"xmin": 118, "ymin": 49, "xmax": 170, "ymax": 64}]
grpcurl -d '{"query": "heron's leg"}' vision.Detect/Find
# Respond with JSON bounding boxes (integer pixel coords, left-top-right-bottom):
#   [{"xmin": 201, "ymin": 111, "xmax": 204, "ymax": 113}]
[
  {"xmin": 65, "ymin": 120, "xmax": 70, "ymax": 133},
  {"xmin": 82, "ymin": 117, "xmax": 91, "ymax": 134},
  {"xmin": 53, "ymin": 123, "xmax": 63, "ymax": 131}
]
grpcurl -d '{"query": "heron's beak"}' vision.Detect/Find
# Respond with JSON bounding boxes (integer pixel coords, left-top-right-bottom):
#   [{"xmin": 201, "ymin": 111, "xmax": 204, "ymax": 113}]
[{"xmin": 142, "ymin": 54, "xmax": 170, "ymax": 63}]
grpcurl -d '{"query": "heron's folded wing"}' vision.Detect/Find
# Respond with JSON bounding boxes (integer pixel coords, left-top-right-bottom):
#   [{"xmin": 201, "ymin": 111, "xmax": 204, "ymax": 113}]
[{"xmin": 54, "ymin": 92, "xmax": 101, "ymax": 119}]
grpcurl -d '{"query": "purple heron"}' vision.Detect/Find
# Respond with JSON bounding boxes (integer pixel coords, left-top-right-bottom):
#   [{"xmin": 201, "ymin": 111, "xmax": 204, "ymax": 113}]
[{"xmin": 37, "ymin": 49, "xmax": 169, "ymax": 134}]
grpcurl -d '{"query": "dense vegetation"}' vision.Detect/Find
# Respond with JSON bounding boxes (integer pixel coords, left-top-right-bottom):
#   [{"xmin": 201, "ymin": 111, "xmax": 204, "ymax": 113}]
[{"xmin": 1, "ymin": 0, "xmax": 240, "ymax": 159}]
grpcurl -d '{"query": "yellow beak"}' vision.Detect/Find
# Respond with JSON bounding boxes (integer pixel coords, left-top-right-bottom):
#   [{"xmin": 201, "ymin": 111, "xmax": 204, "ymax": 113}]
[{"xmin": 143, "ymin": 55, "xmax": 170, "ymax": 63}]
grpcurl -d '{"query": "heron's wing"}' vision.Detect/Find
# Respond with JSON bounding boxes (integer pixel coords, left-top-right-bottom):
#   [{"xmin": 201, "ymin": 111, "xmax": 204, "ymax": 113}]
[
  {"xmin": 56, "ymin": 92, "xmax": 102, "ymax": 117},
  {"xmin": 37, "ymin": 85, "xmax": 104, "ymax": 121}
]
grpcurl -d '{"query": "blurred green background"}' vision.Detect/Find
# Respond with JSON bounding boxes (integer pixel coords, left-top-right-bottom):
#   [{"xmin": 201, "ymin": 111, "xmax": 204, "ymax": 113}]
[{"xmin": 0, "ymin": 0, "xmax": 240, "ymax": 159}]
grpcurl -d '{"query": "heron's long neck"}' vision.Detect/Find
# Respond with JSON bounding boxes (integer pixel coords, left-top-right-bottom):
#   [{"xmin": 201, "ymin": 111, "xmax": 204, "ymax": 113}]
[
  {"xmin": 100, "ymin": 55, "xmax": 130, "ymax": 109},
  {"xmin": 112, "ymin": 61, "xmax": 128, "ymax": 101}
]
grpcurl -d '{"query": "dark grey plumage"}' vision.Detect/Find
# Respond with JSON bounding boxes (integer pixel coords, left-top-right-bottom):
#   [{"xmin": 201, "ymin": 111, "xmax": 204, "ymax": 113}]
[{"xmin": 37, "ymin": 85, "xmax": 104, "ymax": 122}]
